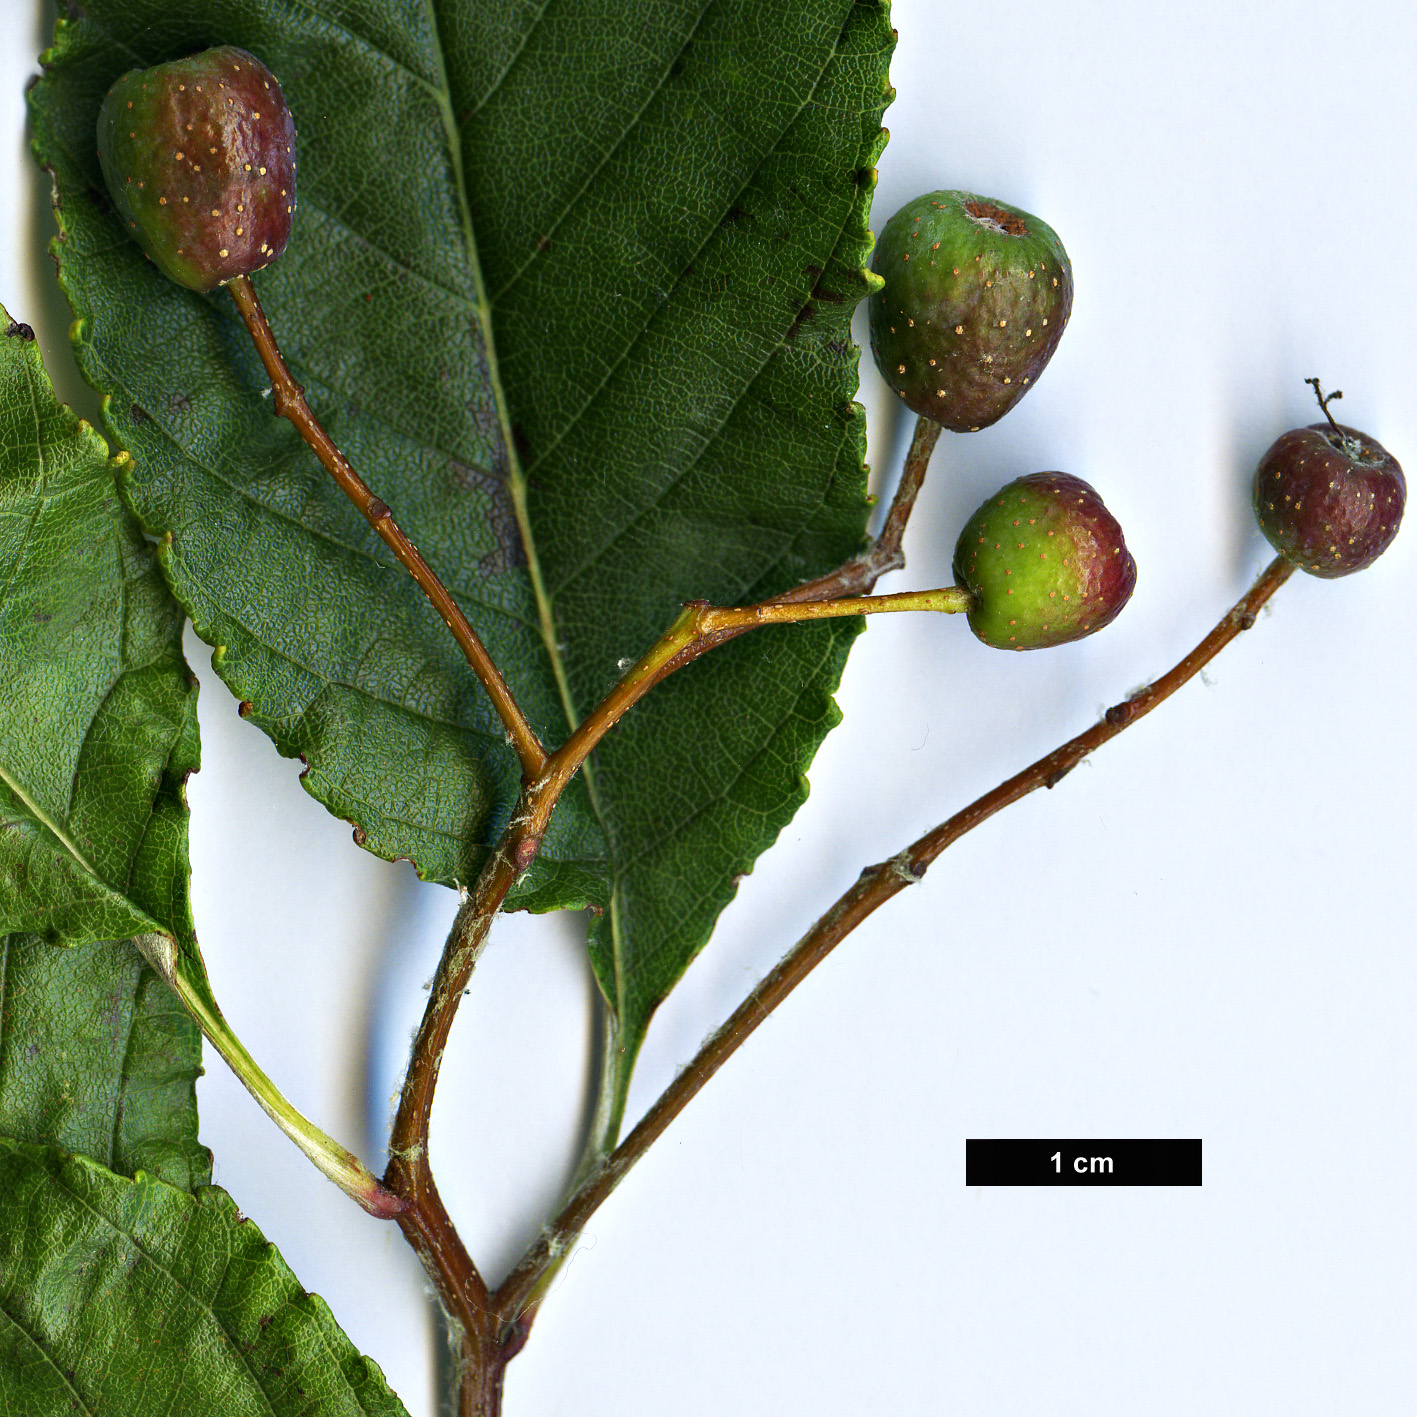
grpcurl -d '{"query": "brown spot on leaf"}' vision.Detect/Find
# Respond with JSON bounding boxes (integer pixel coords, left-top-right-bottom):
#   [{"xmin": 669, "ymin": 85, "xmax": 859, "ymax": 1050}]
[
  {"xmin": 786, "ymin": 302, "xmax": 816, "ymax": 340},
  {"xmin": 449, "ymin": 456, "xmax": 526, "ymax": 576},
  {"xmin": 509, "ymin": 421, "xmax": 533, "ymax": 467}
]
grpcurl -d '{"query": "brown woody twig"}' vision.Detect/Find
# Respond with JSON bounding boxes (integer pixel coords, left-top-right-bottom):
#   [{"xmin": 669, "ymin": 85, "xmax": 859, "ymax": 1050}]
[
  {"xmin": 491, "ymin": 554, "xmax": 1296, "ymax": 1325},
  {"xmin": 227, "ymin": 274, "xmax": 548, "ymax": 780}
]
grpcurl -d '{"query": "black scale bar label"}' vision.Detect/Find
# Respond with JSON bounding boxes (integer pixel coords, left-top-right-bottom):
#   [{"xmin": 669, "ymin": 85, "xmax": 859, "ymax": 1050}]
[{"xmin": 965, "ymin": 1139, "xmax": 1201, "ymax": 1186}]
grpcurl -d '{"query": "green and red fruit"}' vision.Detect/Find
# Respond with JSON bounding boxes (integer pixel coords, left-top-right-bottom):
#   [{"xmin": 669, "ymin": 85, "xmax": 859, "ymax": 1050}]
[
  {"xmin": 869, "ymin": 190, "xmax": 1072, "ymax": 432},
  {"xmin": 97, "ymin": 46, "xmax": 297, "ymax": 292},
  {"xmin": 954, "ymin": 473, "xmax": 1135, "ymax": 650},
  {"xmin": 1253, "ymin": 383, "xmax": 1405, "ymax": 577}
]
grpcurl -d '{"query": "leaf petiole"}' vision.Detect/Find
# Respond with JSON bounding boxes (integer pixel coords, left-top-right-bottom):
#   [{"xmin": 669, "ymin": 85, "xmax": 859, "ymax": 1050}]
[{"xmin": 132, "ymin": 932, "xmax": 407, "ymax": 1219}]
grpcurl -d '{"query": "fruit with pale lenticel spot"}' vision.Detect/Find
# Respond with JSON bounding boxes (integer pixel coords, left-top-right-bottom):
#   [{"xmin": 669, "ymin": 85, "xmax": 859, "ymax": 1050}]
[
  {"xmin": 97, "ymin": 46, "xmax": 297, "ymax": 292},
  {"xmin": 1253, "ymin": 380, "xmax": 1405, "ymax": 578},
  {"xmin": 869, "ymin": 190, "xmax": 1072, "ymax": 432},
  {"xmin": 953, "ymin": 473, "xmax": 1136, "ymax": 650}
]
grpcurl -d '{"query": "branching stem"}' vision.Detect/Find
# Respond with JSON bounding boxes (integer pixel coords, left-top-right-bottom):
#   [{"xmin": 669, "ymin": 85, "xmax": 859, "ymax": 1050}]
[
  {"xmin": 374, "ymin": 411, "xmax": 955, "ymax": 1405},
  {"xmin": 490, "ymin": 554, "xmax": 1295, "ymax": 1324},
  {"xmin": 223, "ymin": 263, "xmax": 1299, "ymax": 1406},
  {"xmin": 215, "ymin": 260, "xmax": 953, "ymax": 1411}
]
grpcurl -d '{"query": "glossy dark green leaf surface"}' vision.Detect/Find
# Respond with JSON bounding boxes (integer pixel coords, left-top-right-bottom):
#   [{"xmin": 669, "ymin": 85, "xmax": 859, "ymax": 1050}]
[
  {"xmin": 31, "ymin": 1, "xmax": 892, "ymax": 1094},
  {"xmin": 461, "ymin": 0, "xmax": 893, "ymax": 1094},
  {"xmin": 0, "ymin": 1137, "xmax": 410, "ymax": 1415},
  {"xmin": 0, "ymin": 313, "xmax": 206, "ymax": 1192}
]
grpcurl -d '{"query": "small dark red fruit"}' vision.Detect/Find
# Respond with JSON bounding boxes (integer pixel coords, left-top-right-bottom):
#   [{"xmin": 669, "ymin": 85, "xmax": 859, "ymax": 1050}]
[
  {"xmin": 869, "ymin": 190, "xmax": 1072, "ymax": 432},
  {"xmin": 97, "ymin": 46, "xmax": 297, "ymax": 293},
  {"xmin": 953, "ymin": 473, "xmax": 1136, "ymax": 650},
  {"xmin": 1253, "ymin": 381, "xmax": 1405, "ymax": 578}
]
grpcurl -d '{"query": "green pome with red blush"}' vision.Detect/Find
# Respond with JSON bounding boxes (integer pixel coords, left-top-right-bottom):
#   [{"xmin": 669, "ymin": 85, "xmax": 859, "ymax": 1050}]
[
  {"xmin": 954, "ymin": 473, "xmax": 1136, "ymax": 650},
  {"xmin": 97, "ymin": 46, "xmax": 296, "ymax": 292},
  {"xmin": 869, "ymin": 190, "xmax": 1073, "ymax": 432}
]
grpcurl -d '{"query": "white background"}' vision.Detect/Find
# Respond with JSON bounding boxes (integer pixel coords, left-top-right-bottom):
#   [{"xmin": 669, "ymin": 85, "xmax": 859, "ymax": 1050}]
[{"xmin": 5, "ymin": 2, "xmax": 1417, "ymax": 1413}]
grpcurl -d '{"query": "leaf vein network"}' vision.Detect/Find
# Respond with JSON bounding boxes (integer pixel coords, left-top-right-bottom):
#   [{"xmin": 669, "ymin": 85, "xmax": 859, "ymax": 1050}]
[
  {"xmin": 486, "ymin": 0, "xmax": 721, "ymax": 305},
  {"xmin": 90, "ymin": 351, "xmax": 537, "ymax": 636},
  {"xmin": 608, "ymin": 631, "xmax": 837, "ymax": 878},
  {"xmin": 453, "ymin": 0, "xmax": 561, "ymax": 124},
  {"xmin": 0, "ymin": 1300, "xmax": 96, "ymax": 1413},
  {"xmin": 542, "ymin": 205, "xmax": 858, "ymax": 600}
]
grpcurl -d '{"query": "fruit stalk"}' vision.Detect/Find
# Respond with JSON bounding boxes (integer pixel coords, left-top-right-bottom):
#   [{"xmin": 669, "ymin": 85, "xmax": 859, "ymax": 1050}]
[
  {"xmin": 529, "ymin": 581, "xmax": 971, "ymax": 814},
  {"xmin": 695, "ymin": 585, "xmax": 971, "ymax": 630},
  {"xmin": 226, "ymin": 274, "xmax": 547, "ymax": 778},
  {"xmin": 773, "ymin": 413, "xmax": 944, "ymax": 604},
  {"xmin": 870, "ymin": 414, "xmax": 944, "ymax": 580}
]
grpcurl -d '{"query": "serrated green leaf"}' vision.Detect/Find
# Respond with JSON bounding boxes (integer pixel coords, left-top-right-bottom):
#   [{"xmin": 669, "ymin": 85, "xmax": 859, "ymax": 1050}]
[
  {"xmin": 460, "ymin": 0, "xmax": 893, "ymax": 1113},
  {"xmin": 0, "ymin": 1136, "xmax": 411, "ymax": 1416},
  {"xmin": 31, "ymin": 1, "xmax": 892, "ymax": 1110},
  {"xmin": 0, "ymin": 313, "xmax": 206, "ymax": 1191},
  {"xmin": 29, "ymin": 3, "xmax": 598, "ymax": 901},
  {"xmin": 0, "ymin": 319, "xmax": 197, "ymax": 950},
  {"xmin": 0, "ymin": 934, "xmax": 208, "ymax": 1192}
]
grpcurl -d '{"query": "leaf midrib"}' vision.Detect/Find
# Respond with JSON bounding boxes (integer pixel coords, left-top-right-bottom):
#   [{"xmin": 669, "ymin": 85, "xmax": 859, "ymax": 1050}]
[
  {"xmin": 0, "ymin": 758, "xmax": 102, "ymax": 884},
  {"xmin": 429, "ymin": 0, "xmax": 861, "ymax": 1005},
  {"xmin": 483, "ymin": 7, "xmax": 862, "ymax": 1014},
  {"xmin": 424, "ymin": 0, "xmax": 580, "ymax": 752},
  {"xmin": 0, "ymin": 1301, "xmax": 95, "ymax": 1414}
]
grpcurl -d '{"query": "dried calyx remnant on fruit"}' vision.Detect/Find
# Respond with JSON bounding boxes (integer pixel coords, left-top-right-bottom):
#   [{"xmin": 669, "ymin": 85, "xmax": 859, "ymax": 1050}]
[
  {"xmin": 953, "ymin": 473, "xmax": 1136, "ymax": 650},
  {"xmin": 97, "ymin": 45, "xmax": 296, "ymax": 292},
  {"xmin": 869, "ymin": 190, "xmax": 1073, "ymax": 432},
  {"xmin": 1253, "ymin": 379, "xmax": 1406, "ymax": 578}
]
